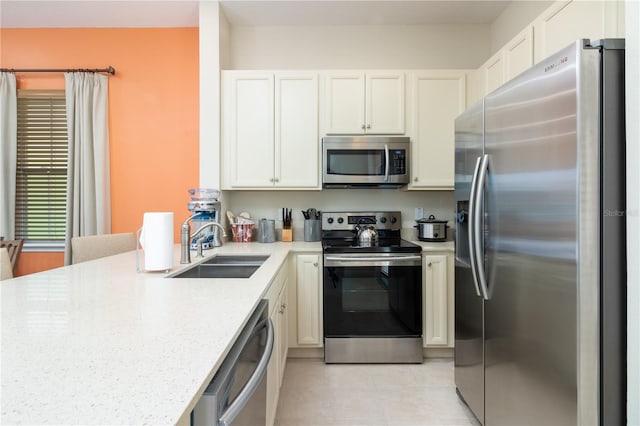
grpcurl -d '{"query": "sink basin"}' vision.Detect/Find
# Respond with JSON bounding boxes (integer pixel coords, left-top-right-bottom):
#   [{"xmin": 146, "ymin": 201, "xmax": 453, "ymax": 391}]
[
  {"xmin": 172, "ymin": 264, "xmax": 261, "ymax": 279},
  {"xmin": 170, "ymin": 255, "xmax": 269, "ymax": 279},
  {"xmin": 203, "ymin": 255, "xmax": 269, "ymax": 266}
]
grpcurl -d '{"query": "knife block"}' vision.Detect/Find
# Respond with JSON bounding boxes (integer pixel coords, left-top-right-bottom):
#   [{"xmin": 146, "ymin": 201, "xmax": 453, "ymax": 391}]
[{"xmin": 282, "ymin": 228, "xmax": 292, "ymax": 242}]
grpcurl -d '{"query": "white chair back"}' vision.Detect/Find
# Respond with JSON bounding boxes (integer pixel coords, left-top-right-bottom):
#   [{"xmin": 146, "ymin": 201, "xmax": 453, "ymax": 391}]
[{"xmin": 71, "ymin": 233, "xmax": 137, "ymax": 264}]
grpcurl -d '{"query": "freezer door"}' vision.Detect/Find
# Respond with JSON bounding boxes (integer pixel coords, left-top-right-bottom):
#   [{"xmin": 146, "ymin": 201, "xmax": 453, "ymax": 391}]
[
  {"xmin": 454, "ymin": 100, "xmax": 484, "ymax": 424},
  {"xmin": 483, "ymin": 42, "xmax": 585, "ymax": 425}
]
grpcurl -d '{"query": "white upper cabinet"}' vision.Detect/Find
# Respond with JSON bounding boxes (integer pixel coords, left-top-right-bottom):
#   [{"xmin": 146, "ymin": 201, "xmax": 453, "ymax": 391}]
[
  {"xmin": 365, "ymin": 72, "xmax": 406, "ymax": 134},
  {"xmin": 324, "ymin": 72, "xmax": 365, "ymax": 134},
  {"xmin": 409, "ymin": 70, "xmax": 466, "ymax": 190},
  {"xmin": 224, "ymin": 72, "xmax": 275, "ymax": 188},
  {"xmin": 465, "ymin": 69, "xmax": 483, "ymax": 109},
  {"xmin": 533, "ymin": 0, "xmax": 625, "ymax": 63},
  {"xmin": 505, "ymin": 25, "xmax": 534, "ymax": 81},
  {"xmin": 477, "ymin": 25, "xmax": 533, "ymax": 99},
  {"xmin": 324, "ymin": 71, "xmax": 405, "ymax": 134},
  {"xmin": 481, "ymin": 50, "xmax": 505, "ymax": 96},
  {"xmin": 474, "ymin": 0, "xmax": 625, "ymax": 100},
  {"xmin": 275, "ymin": 73, "xmax": 319, "ymax": 188},
  {"xmin": 222, "ymin": 71, "xmax": 320, "ymax": 190}
]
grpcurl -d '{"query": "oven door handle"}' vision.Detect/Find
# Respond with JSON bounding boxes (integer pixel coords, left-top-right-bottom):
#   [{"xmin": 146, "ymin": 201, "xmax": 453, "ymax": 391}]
[{"xmin": 324, "ymin": 255, "xmax": 422, "ymax": 264}]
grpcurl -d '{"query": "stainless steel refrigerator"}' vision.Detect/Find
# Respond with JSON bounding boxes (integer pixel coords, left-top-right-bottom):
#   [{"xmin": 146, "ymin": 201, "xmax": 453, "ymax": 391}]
[{"xmin": 454, "ymin": 39, "xmax": 626, "ymax": 426}]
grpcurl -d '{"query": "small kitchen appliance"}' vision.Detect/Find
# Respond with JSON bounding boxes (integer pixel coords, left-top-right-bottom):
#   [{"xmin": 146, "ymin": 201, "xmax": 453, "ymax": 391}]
[
  {"xmin": 186, "ymin": 188, "xmax": 222, "ymax": 250},
  {"xmin": 322, "ymin": 136, "xmax": 410, "ymax": 188},
  {"xmin": 415, "ymin": 215, "xmax": 448, "ymax": 242},
  {"xmin": 258, "ymin": 219, "xmax": 275, "ymax": 243},
  {"xmin": 321, "ymin": 211, "xmax": 423, "ymax": 363}
]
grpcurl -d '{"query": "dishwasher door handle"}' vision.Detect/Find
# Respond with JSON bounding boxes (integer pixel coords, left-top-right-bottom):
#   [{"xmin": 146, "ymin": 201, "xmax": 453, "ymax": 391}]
[{"xmin": 219, "ymin": 318, "xmax": 274, "ymax": 426}]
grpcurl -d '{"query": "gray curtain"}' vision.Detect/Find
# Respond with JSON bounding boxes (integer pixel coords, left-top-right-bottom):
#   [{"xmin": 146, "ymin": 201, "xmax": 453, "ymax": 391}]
[
  {"xmin": 64, "ymin": 73, "xmax": 111, "ymax": 265},
  {"xmin": 0, "ymin": 73, "xmax": 17, "ymax": 240}
]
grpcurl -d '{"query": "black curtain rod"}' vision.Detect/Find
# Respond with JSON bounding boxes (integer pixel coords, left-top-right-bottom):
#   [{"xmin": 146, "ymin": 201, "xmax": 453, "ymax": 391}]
[{"xmin": 0, "ymin": 66, "xmax": 116, "ymax": 75}]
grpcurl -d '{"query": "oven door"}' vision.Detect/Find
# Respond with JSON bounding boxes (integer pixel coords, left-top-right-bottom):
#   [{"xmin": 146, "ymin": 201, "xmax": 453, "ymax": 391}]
[{"xmin": 323, "ymin": 253, "xmax": 422, "ymax": 337}]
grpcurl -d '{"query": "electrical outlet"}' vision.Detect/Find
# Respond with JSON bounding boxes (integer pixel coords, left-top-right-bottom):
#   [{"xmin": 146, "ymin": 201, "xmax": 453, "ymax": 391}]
[{"xmin": 414, "ymin": 207, "xmax": 424, "ymax": 220}]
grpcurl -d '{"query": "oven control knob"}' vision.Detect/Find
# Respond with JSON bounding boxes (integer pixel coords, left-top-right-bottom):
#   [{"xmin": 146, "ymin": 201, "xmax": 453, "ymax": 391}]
[
  {"xmin": 380, "ymin": 217, "xmax": 387, "ymax": 224},
  {"xmin": 337, "ymin": 217, "xmax": 344, "ymax": 224},
  {"xmin": 327, "ymin": 217, "xmax": 334, "ymax": 224},
  {"xmin": 390, "ymin": 216, "xmax": 397, "ymax": 224}
]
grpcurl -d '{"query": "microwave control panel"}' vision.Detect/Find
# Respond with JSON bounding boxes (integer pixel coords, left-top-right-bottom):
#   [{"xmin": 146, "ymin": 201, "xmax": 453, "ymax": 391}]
[{"xmin": 389, "ymin": 150, "xmax": 406, "ymax": 175}]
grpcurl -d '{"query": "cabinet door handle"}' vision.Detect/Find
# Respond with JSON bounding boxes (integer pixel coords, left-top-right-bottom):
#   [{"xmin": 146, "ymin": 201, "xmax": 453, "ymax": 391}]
[
  {"xmin": 269, "ymin": 178, "xmax": 274, "ymax": 182},
  {"xmin": 313, "ymin": 262, "xmax": 318, "ymax": 267},
  {"xmin": 361, "ymin": 124, "xmax": 365, "ymax": 130},
  {"xmin": 414, "ymin": 177, "xmax": 418, "ymax": 182},
  {"xmin": 275, "ymin": 177, "xmax": 279, "ymax": 183},
  {"xmin": 366, "ymin": 124, "xmax": 371, "ymax": 129},
  {"xmin": 428, "ymin": 262, "xmax": 432, "ymax": 267}
]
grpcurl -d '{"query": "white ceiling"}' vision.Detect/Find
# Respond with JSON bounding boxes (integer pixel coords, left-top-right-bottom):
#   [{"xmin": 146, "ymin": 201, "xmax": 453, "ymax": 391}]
[{"xmin": 1, "ymin": 0, "xmax": 511, "ymax": 28}]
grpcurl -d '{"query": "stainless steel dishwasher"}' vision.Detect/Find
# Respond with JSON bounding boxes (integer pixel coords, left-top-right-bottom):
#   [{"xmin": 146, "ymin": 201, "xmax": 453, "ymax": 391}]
[{"xmin": 192, "ymin": 300, "xmax": 273, "ymax": 426}]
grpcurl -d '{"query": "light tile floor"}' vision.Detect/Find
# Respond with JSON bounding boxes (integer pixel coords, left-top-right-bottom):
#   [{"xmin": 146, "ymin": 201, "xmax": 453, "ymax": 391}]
[{"xmin": 275, "ymin": 358, "xmax": 481, "ymax": 426}]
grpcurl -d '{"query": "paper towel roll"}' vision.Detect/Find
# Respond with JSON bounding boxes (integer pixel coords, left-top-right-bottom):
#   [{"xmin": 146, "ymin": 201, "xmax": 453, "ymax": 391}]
[{"xmin": 139, "ymin": 212, "xmax": 174, "ymax": 271}]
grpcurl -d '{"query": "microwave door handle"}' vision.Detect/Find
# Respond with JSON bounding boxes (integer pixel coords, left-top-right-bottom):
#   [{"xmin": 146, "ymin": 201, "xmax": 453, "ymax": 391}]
[
  {"xmin": 218, "ymin": 318, "xmax": 274, "ymax": 426},
  {"xmin": 384, "ymin": 144, "xmax": 390, "ymax": 182}
]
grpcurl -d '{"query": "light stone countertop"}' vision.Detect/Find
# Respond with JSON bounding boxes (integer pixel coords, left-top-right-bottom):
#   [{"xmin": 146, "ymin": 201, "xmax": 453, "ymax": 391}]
[
  {"xmin": 412, "ymin": 240, "xmax": 455, "ymax": 252},
  {"xmin": 0, "ymin": 241, "xmax": 320, "ymax": 426}
]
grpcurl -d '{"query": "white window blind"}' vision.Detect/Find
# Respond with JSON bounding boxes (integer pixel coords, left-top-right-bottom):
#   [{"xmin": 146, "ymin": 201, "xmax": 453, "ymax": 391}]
[{"xmin": 15, "ymin": 90, "xmax": 68, "ymax": 241}]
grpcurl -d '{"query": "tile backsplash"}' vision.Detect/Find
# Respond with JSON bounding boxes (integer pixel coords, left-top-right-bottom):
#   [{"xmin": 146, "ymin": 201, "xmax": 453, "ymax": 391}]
[{"xmin": 225, "ymin": 189, "xmax": 454, "ymax": 240}]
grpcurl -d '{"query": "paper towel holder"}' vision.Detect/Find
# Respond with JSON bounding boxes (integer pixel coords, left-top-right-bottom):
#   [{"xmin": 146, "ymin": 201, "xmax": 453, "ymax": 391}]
[
  {"xmin": 136, "ymin": 211, "xmax": 174, "ymax": 273},
  {"xmin": 136, "ymin": 227, "xmax": 172, "ymax": 273}
]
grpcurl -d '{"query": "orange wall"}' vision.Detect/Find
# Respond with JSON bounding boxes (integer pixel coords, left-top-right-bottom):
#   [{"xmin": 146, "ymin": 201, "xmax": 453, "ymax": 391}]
[{"xmin": 1, "ymin": 28, "xmax": 199, "ymax": 276}]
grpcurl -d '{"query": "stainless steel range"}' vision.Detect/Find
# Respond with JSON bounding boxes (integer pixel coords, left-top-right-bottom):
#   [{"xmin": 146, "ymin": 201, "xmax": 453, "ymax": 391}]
[{"xmin": 322, "ymin": 211, "xmax": 423, "ymax": 363}]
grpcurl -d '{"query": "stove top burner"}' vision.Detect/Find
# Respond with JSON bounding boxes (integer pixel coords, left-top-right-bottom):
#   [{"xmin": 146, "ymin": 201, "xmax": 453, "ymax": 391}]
[
  {"xmin": 322, "ymin": 238, "xmax": 421, "ymax": 254},
  {"xmin": 320, "ymin": 210, "xmax": 421, "ymax": 254}
]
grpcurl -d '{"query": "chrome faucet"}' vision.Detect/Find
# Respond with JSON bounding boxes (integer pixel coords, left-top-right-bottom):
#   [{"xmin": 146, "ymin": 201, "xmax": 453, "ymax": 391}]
[
  {"xmin": 180, "ymin": 214, "xmax": 227, "ymax": 264},
  {"xmin": 192, "ymin": 222, "xmax": 227, "ymax": 259}
]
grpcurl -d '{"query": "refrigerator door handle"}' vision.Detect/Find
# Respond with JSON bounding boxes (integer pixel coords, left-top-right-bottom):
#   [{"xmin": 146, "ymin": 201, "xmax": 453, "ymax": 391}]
[
  {"xmin": 473, "ymin": 154, "xmax": 490, "ymax": 300},
  {"xmin": 467, "ymin": 156, "xmax": 483, "ymax": 297}
]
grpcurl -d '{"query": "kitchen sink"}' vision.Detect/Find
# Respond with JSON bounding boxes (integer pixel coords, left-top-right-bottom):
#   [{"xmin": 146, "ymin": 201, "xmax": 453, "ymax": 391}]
[
  {"xmin": 202, "ymin": 255, "xmax": 269, "ymax": 265},
  {"xmin": 170, "ymin": 255, "xmax": 269, "ymax": 279}
]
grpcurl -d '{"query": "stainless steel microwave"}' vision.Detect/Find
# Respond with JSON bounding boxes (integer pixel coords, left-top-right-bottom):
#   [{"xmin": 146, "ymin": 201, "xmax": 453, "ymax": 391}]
[{"xmin": 322, "ymin": 136, "xmax": 410, "ymax": 188}]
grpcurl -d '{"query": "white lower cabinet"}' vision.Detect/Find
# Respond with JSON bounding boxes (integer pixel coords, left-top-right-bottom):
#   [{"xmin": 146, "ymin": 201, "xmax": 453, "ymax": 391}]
[
  {"xmin": 423, "ymin": 253, "xmax": 454, "ymax": 348},
  {"xmin": 288, "ymin": 253, "xmax": 323, "ymax": 348},
  {"xmin": 265, "ymin": 264, "xmax": 289, "ymax": 426},
  {"xmin": 266, "ymin": 253, "xmax": 322, "ymax": 426}
]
